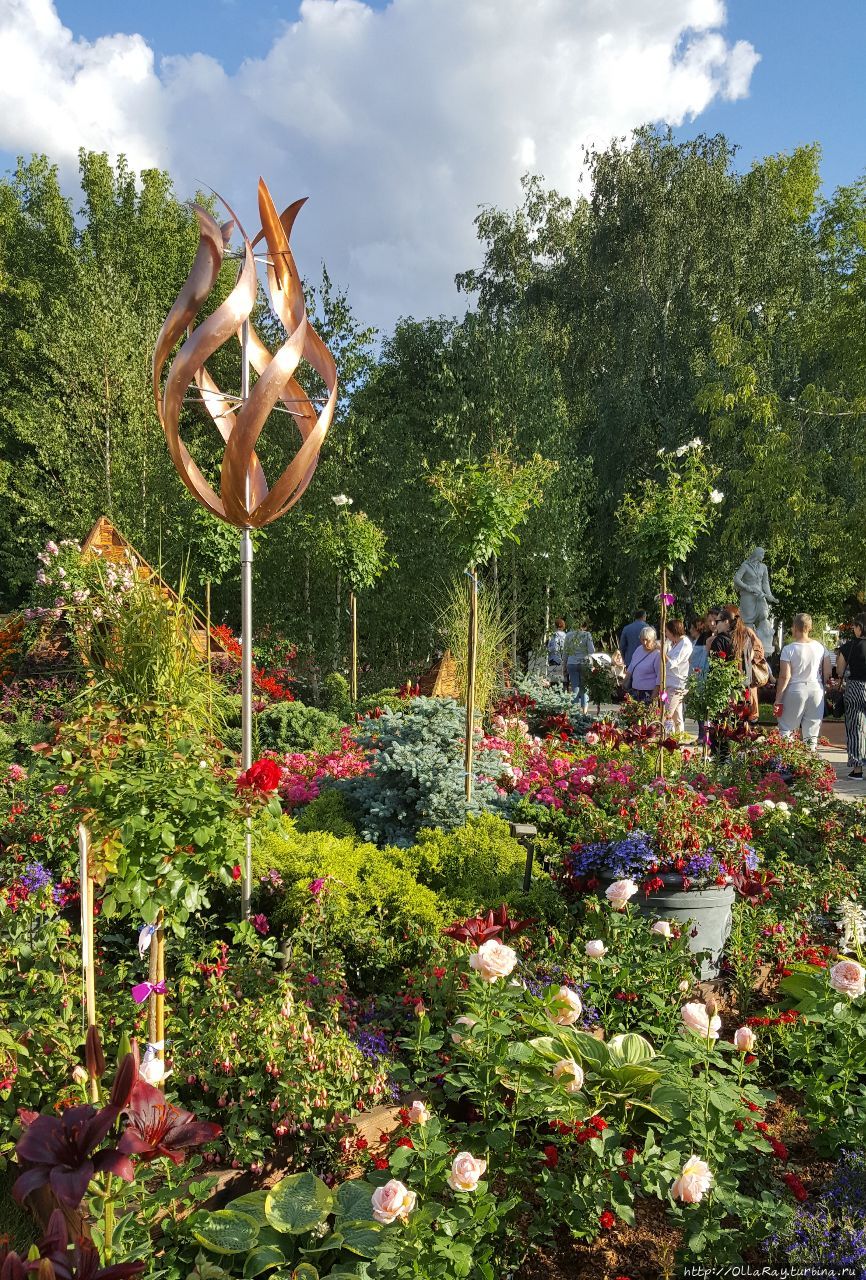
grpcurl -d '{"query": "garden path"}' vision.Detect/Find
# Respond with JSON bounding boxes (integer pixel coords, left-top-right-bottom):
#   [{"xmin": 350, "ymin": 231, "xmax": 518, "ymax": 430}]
[{"xmin": 817, "ymin": 740, "xmax": 865, "ymax": 804}]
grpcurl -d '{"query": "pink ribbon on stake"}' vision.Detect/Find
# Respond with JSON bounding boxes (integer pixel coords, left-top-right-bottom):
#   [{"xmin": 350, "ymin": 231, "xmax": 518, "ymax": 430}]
[{"xmin": 131, "ymin": 980, "xmax": 167, "ymax": 1004}]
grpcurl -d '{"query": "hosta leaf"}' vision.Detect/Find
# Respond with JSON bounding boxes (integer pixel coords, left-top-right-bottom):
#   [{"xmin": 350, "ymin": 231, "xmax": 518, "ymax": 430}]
[
  {"xmin": 607, "ymin": 1032, "xmax": 655, "ymax": 1066},
  {"xmin": 266, "ymin": 1172, "xmax": 334, "ymax": 1234},
  {"xmin": 335, "ymin": 1180, "xmax": 377, "ymax": 1221},
  {"xmin": 228, "ymin": 1190, "xmax": 270, "ymax": 1224},
  {"xmin": 340, "ymin": 1221, "xmax": 383, "ymax": 1258},
  {"xmin": 243, "ymin": 1245, "xmax": 285, "ymax": 1277},
  {"xmin": 192, "ymin": 1210, "xmax": 260, "ymax": 1254}
]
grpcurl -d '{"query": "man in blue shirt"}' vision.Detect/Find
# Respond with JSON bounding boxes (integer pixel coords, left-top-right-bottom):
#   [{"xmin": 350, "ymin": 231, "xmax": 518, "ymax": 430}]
[{"xmin": 619, "ymin": 610, "xmax": 648, "ymax": 667}]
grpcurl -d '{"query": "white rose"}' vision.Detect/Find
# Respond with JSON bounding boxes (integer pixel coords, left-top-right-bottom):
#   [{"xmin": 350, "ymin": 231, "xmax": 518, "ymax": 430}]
[
  {"xmin": 447, "ymin": 1151, "xmax": 487, "ymax": 1192},
  {"xmin": 552, "ymin": 1058, "xmax": 584, "ymax": 1094},
  {"xmin": 605, "ymin": 879, "xmax": 639, "ymax": 911},
  {"xmin": 408, "ymin": 1100, "xmax": 430, "ymax": 1125},
  {"xmin": 550, "ymin": 985, "xmax": 583, "ymax": 1026},
  {"xmin": 585, "ymin": 940, "xmax": 606, "ymax": 959},
  {"xmin": 469, "ymin": 938, "xmax": 518, "ymax": 983},
  {"xmin": 651, "ymin": 920, "xmax": 672, "ymax": 939},
  {"xmin": 371, "ymin": 1179, "xmax": 417, "ymax": 1224}
]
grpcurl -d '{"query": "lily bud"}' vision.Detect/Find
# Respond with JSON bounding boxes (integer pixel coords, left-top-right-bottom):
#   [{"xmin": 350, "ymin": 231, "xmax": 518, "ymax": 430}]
[
  {"xmin": 85, "ymin": 1025, "xmax": 105, "ymax": 1081},
  {"xmin": 109, "ymin": 1052, "xmax": 137, "ymax": 1110},
  {"xmin": 116, "ymin": 1031, "xmax": 132, "ymax": 1065}
]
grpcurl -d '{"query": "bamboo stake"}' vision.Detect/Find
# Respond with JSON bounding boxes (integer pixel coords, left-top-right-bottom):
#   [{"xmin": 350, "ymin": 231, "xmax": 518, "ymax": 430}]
[
  {"xmin": 658, "ymin": 566, "xmax": 668, "ymax": 779},
  {"xmin": 154, "ymin": 913, "xmax": 165, "ymax": 1066},
  {"xmin": 205, "ymin": 580, "xmax": 213, "ymax": 734},
  {"xmin": 464, "ymin": 568, "xmax": 478, "ymax": 803},
  {"xmin": 349, "ymin": 590, "xmax": 358, "ymax": 703},
  {"xmin": 78, "ymin": 825, "xmax": 98, "ymax": 1103}
]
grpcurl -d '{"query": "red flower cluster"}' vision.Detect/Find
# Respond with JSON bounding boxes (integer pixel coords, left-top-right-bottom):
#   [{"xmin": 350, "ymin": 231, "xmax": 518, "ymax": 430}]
[
  {"xmin": 782, "ymin": 1171, "xmax": 808, "ymax": 1202},
  {"xmin": 599, "ymin": 1210, "xmax": 616, "ymax": 1230},
  {"xmin": 442, "ymin": 904, "xmax": 533, "ymax": 945},
  {"xmin": 745, "ymin": 1010, "xmax": 799, "ymax": 1028}
]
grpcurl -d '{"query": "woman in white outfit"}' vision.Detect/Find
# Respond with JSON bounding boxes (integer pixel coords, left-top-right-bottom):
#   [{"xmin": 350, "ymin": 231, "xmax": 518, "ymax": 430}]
[
  {"xmin": 663, "ymin": 618, "xmax": 693, "ymax": 735},
  {"xmin": 774, "ymin": 613, "xmax": 831, "ymax": 749}
]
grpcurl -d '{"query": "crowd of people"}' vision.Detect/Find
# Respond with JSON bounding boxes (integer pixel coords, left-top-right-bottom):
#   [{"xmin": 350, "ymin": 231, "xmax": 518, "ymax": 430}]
[{"xmin": 546, "ymin": 606, "xmax": 866, "ymax": 780}]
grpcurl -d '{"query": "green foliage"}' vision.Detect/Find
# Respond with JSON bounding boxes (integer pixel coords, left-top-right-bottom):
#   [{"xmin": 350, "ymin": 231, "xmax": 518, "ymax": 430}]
[
  {"xmin": 320, "ymin": 512, "xmax": 393, "ymax": 593},
  {"xmin": 294, "ymin": 787, "xmax": 359, "ymax": 838},
  {"xmin": 253, "ymin": 819, "xmax": 447, "ymax": 984},
  {"xmin": 411, "ymin": 815, "xmax": 566, "ymax": 924},
  {"xmin": 616, "ymin": 442, "xmax": 722, "ymax": 573},
  {"xmin": 189, "ymin": 1171, "xmax": 382, "ymax": 1277},
  {"xmin": 427, "ymin": 451, "xmax": 556, "ymax": 570},
  {"xmin": 256, "ymin": 701, "xmax": 344, "ymax": 755},
  {"xmin": 338, "ymin": 698, "xmax": 508, "ymax": 847},
  {"xmin": 684, "ymin": 653, "xmax": 746, "ymax": 725}
]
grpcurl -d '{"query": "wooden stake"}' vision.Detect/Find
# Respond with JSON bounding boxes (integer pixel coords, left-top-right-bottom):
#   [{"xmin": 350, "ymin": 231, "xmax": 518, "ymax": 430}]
[
  {"xmin": 349, "ymin": 590, "xmax": 358, "ymax": 703},
  {"xmin": 464, "ymin": 568, "xmax": 478, "ymax": 803},
  {"xmin": 658, "ymin": 566, "xmax": 668, "ymax": 778},
  {"xmin": 153, "ymin": 913, "xmax": 165, "ymax": 1064},
  {"xmin": 78, "ymin": 825, "xmax": 98, "ymax": 1103}
]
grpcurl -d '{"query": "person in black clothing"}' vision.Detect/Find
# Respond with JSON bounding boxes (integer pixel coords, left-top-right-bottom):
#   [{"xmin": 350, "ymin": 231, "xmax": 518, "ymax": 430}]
[{"xmin": 836, "ymin": 614, "xmax": 866, "ymax": 779}]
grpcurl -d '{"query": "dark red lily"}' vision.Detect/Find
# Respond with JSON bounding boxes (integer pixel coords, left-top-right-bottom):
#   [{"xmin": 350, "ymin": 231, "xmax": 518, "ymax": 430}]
[
  {"xmin": 0, "ymin": 1236, "xmax": 29, "ymax": 1280},
  {"xmin": 84, "ymin": 1026, "xmax": 105, "ymax": 1082},
  {"xmin": 118, "ymin": 1081, "xmax": 221, "ymax": 1165},
  {"xmin": 14, "ymin": 1104, "xmax": 133, "ymax": 1209},
  {"xmin": 37, "ymin": 1210, "xmax": 145, "ymax": 1280},
  {"xmin": 442, "ymin": 904, "xmax": 533, "ymax": 945},
  {"xmin": 732, "ymin": 869, "xmax": 779, "ymax": 905}
]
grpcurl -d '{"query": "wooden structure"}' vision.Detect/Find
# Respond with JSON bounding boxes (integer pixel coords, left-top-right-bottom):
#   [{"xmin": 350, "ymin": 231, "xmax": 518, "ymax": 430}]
[
  {"xmin": 81, "ymin": 517, "xmax": 224, "ymax": 657},
  {"xmin": 417, "ymin": 649, "xmax": 460, "ymax": 699}
]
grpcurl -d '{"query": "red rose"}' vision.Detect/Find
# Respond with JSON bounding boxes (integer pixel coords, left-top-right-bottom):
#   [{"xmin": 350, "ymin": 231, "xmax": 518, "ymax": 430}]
[
  {"xmin": 237, "ymin": 758, "xmax": 282, "ymax": 793},
  {"xmin": 599, "ymin": 1210, "xmax": 616, "ymax": 1231},
  {"xmin": 623, "ymin": 1148, "xmax": 636, "ymax": 1164},
  {"xmin": 231, "ymin": 865, "xmax": 242, "ymax": 881},
  {"xmin": 543, "ymin": 1144, "xmax": 559, "ymax": 1169}
]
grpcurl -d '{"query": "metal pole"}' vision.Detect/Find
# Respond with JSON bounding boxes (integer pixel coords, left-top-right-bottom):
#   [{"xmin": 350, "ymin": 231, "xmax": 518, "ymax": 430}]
[{"xmin": 240, "ymin": 320, "xmax": 254, "ymax": 920}]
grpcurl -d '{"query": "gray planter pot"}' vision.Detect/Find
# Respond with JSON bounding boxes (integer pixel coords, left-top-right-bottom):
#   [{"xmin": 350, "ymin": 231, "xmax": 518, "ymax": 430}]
[{"xmin": 601, "ymin": 872, "xmax": 734, "ymax": 980}]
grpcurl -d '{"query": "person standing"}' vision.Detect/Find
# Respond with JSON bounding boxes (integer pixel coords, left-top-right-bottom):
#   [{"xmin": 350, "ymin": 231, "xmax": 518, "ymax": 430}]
[
  {"xmin": 619, "ymin": 610, "xmax": 648, "ymax": 668},
  {"xmin": 710, "ymin": 605, "xmax": 765, "ymax": 723},
  {"xmin": 546, "ymin": 617, "xmax": 567, "ymax": 684},
  {"xmin": 563, "ymin": 621, "xmax": 595, "ymax": 711},
  {"xmin": 836, "ymin": 615, "xmax": 866, "ymax": 779},
  {"xmin": 663, "ymin": 618, "xmax": 693, "ymax": 735},
  {"xmin": 773, "ymin": 613, "xmax": 830, "ymax": 749},
  {"xmin": 625, "ymin": 626, "xmax": 661, "ymax": 705}
]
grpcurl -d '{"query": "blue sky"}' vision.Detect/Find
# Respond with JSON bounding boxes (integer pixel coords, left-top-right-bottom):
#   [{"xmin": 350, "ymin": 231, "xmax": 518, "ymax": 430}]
[{"xmin": 3, "ymin": 1, "xmax": 864, "ymax": 329}]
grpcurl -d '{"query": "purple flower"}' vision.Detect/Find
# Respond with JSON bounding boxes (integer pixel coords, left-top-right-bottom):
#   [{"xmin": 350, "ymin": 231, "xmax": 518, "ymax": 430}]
[
  {"xmin": 659, "ymin": 592, "xmax": 676, "ymax": 606},
  {"xmin": 252, "ymin": 913, "xmax": 270, "ymax": 935},
  {"xmin": 21, "ymin": 863, "xmax": 51, "ymax": 893},
  {"xmin": 13, "ymin": 1104, "xmax": 133, "ymax": 1208}
]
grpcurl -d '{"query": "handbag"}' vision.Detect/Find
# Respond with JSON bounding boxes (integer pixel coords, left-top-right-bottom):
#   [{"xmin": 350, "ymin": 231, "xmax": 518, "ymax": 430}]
[{"xmin": 751, "ymin": 657, "xmax": 770, "ymax": 687}]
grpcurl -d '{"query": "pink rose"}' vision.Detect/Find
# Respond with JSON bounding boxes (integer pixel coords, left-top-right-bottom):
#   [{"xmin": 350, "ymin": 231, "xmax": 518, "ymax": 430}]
[
  {"xmin": 830, "ymin": 958, "xmax": 866, "ymax": 999},
  {"xmin": 550, "ymin": 985, "xmax": 583, "ymax": 1026},
  {"xmin": 585, "ymin": 731, "xmax": 599, "ymax": 746},
  {"xmin": 672, "ymin": 1155, "xmax": 713, "ymax": 1204},
  {"xmin": 371, "ymin": 1179, "xmax": 417, "ymax": 1224},
  {"xmin": 447, "ymin": 1151, "xmax": 487, "ymax": 1192},
  {"xmin": 450, "ymin": 1016, "xmax": 478, "ymax": 1045},
  {"xmin": 552, "ymin": 1058, "xmax": 584, "ymax": 1094},
  {"xmin": 408, "ymin": 1100, "xmax": 430, "ymax": 1125},
  {"xmin": 605, "ymin": 879, "xmax": 639, "ymax": 910},
  {"xmin": 469, "ymin": 938, "xmax": 518, "ymax": 983},
  {"xmin": 680, "ymin": 1001, "xmax": 721, "ymax": 1040},
  {"xmin": 733, "ymin": 1026, "xmax": 755, "ymax": 1053},
  {"xmin": 585, "ymin": 940, "xmax": 606, "ymax": 959},
  {"xmin": 651, "ymin": 920, "xmax": 672, "ymax": 938}
]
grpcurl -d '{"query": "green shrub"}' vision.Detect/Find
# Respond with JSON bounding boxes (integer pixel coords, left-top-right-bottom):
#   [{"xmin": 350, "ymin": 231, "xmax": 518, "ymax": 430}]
[
  {"xmin": 256, "ymin": 701, "xmax": 343, "ymax": 754},
  {"xmin": 295, "ymin": 787, "xmax": 358, "ymax": 838},
  {"xmin": 322, "ymin": 672, "xmax": 352, "ymax": 719},
  {"xmin": 411, "ymin": 814, "xmax": 567, "ymax": 925},
  {"xmin": 252, "ymin": 819, "xmax": 446, "ymax": 988}
]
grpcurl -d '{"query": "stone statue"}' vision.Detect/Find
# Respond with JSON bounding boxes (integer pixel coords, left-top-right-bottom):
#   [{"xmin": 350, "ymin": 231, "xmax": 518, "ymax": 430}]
[{"xmin": 733, "ymin": 547, "xmax": 779, "ymax": 655}]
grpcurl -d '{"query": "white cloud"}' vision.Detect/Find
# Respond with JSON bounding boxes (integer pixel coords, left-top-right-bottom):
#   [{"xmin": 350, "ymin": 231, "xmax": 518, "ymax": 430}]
[{"xmin": 0, "ymin": 0, "xmax": 759, "ymax": 331}]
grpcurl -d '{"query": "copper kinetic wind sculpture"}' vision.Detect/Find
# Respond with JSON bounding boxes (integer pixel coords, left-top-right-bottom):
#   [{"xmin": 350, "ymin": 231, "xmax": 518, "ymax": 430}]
[{"xmin": 153, "ymin": 179, "xmax": 338, "ymax": 915}]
